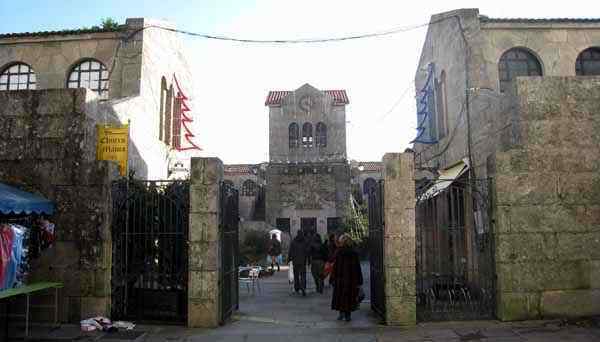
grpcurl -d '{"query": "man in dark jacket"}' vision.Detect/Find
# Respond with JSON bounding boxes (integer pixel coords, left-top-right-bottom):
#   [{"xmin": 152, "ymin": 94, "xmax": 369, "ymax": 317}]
[
  {"xmin": 288, "ymin": 231, "xmax": 309, "ymax": 296},
  {"xmin": 309, "ymin": 234, "xmax": 327, "ymax": 294},
  {"xmin": 331, "ymin": 233, "xmax": 363, "ymax": 322}
]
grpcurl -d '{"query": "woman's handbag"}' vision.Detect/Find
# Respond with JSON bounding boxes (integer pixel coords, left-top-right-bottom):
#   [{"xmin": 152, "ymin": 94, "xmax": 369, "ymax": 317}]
[{"xmin": 323, "ymin": 261, "xmax": 334, "ymax": 277}]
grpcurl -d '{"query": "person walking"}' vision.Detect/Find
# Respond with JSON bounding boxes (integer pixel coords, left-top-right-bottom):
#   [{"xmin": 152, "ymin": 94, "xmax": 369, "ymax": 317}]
[
  {"xmin": 331, "ymin": 233, "xmax": 363, "ymax": 322},
  {"xmin": 267, "ymin": 233, "xmax": 282, "ymax": 272},
  {"xmin": 288, "ymin": 231, "xmax": 309, "ymax": 296},
  {"xmin": 325, "ymin": 233, "xmax": 338, "ymax": 287},
  {"xmin": 309, "ymin": 234, "xmax": 327, "ymax": 294}
]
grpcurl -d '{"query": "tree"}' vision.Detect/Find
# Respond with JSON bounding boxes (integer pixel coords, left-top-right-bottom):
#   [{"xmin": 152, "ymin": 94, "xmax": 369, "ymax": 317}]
[
  {"xmin": 239, "ymin": 230, "xmax": 270, "ymax": 266},
  {"xmin": 100, "ymin": 18, "xmax": 120, "ymax": 30},
  {"xmin": 337, "ymin": 196, "xmax": 369, "ymax": 258},
  {"xmin": 82, "ymin": 17, "xmax": 120, "ymax": 31}
]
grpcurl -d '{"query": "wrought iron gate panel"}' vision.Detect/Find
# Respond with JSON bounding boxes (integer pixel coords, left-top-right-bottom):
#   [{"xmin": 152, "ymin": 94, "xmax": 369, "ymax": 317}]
[
  {"xmin": 416, "ymin": 177, "xmax": 495, "ymax": 321},
  {"xmin": 220, "ymin": 181, "xmax": 239, "ymax": 324},
  {"xmin": 111, "ymin": 179, "xmax": 189, "ymax": 323},
  {"xmin": 368, "ymin": 180, "xmax": 385, "ymax": 320}
]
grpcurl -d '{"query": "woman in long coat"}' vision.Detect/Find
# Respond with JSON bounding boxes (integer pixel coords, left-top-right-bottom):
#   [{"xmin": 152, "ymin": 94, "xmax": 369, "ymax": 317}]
[{"xmin": 331, "ymin": 233, "xmax": 363, "ymax": 322}]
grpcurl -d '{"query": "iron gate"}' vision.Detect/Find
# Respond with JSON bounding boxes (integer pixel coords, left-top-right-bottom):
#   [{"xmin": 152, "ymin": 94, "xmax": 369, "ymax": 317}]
[
  {"xmin": 220, "ymin": 181, "xmax": 239, "ymax": 324},
  {"xmin": 367, "ymin": 180, "xmax": 385, "ymax": 320},
  {"xmin": 111, "ymin": 179, "xmax": 189, "ymax": 323},
  {"xmin": 416, "ymin": 177, "xmax": 495, "ymax": 321}
]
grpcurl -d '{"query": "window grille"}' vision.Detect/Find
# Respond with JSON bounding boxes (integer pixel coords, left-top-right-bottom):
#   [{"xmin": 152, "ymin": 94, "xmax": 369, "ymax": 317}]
[
  {"xmin": 302, "ymin": 122, "xmax": 313, "ymax": 148},
  {"xmin": 67, "ymin": 59, "xmax": 109, "ymax": 99},
  {"xmin": 316, "ymin": 122, "xmax": 327, "ymax": 147},
  {"xmin": 576, "ymin": 47, "xmax": 600, "ymax": 76},
  {"xmin": 241, "ymin": 179, "xmax": 258, "ymax": 196},
  {"xmin": 289, "ymin": 123, "xmax": 299, "ymax": 149},
  {"xmin": 498, "ymin": 48, "xmax": 542, "ymax": 93},
  {"xmin": 0, "ymin": 63, "xmax": 36, "ymax": 91}
]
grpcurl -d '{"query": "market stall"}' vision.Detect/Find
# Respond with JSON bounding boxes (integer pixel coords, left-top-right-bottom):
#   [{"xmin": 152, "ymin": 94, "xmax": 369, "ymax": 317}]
[{"xmin": 0, "ymin": 182, "xmax": 60, "ymax": 338}]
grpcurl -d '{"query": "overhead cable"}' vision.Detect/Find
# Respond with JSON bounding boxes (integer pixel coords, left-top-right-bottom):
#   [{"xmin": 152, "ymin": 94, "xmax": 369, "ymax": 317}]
[{"xmin": 128, "ymin": 18, "xmax": 445, "ymax": 44}]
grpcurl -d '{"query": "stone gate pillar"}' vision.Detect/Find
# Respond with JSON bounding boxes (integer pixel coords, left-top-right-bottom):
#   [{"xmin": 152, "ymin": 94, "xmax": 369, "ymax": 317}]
[
  {"xmin": 382, "ymin": 152, "xmax": 416, "ymax": 326},
  {"xmin": 188, "ymin": 157, "xmax": 223, "ymax": 327}
]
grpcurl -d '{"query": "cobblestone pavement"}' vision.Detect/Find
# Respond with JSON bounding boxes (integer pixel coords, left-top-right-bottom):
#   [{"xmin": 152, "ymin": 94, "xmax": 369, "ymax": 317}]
[{"xmin": 15, "ymin": 265, "xmax": 600, "ymax": 341}]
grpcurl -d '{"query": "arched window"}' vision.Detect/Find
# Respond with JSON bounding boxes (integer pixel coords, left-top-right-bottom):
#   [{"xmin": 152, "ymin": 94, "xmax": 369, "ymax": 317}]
[
  {"xmin": 289, "ymin": 123, "xmax": 299, "ymax": 149},
  {"xmin": 159, "ymin": 77, "xmax": 167, "ymax": 142},
  {"xmin": 223, "ymin": 179, "xmax": 235, "ymax": 189},
  {"xmin": 315, "ymin": 122, "xmax": 327, "ymax": 147},
  {"xmin": 172, "ymin": 92, "xmax": 182, "ymax": 149},
  {"xmin": 302, "ymin": 122, "xmax": 313, "ymax": 148},
  {"xmin": 67, "ymin": 59, "xmax": 109, "ymax": 98},
  {"xmin": 242, "ymin": 179, "xmax": 257, "ymax": 196},
  {"xmin": 164, "ymin": 85, "xmax": 173, "ymax": 146},
  {"xmin": 498, "ymin": 48, "xmax": 542, "ymax": 93},
  {"xmin": 576, "ymin": 47, "xmax": 600, "ymax": 76},
  {"xmin": 436, "ymin": 71, "xmax": 448, "ymax": 139},
  {"xmin": 363, "ymin": 178, "xmax": 377, "ymax": 195},
  {"xmin": 0, "ymin": 63, "xmax": 36, "ymax": 91}
]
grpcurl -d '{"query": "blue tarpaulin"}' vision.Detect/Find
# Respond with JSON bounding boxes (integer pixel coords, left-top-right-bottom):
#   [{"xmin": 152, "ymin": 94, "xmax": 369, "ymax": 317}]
[
  {"xmin": 0, "ymin": 183, "xmax": 54, "ymax": 215},
  {"xmin": 411, "ymin": 63, "xmax": 438, "ymax": 145}
]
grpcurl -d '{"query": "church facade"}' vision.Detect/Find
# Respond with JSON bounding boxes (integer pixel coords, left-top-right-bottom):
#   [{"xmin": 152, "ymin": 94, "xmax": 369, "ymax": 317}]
[{"xmin": 224, "ymin": 84, "xmax": 383, "ymax": 238}]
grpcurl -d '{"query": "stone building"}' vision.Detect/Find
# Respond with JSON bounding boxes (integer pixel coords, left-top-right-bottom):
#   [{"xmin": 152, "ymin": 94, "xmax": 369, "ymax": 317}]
[
  {"xmin": 263, "ymin": 84, "xmax": 351, "ymax": 237},
  {"xmin": 223, "ymin": 85, "xmax": 384, "ymax": 239},
  {"xmin": 350, "ymin": 161, "xmax": 384, "ymax": 205},
  {"xmin": 223, "ymin": 163, "xmax": 265, "ymax": 221},
  {"xmin": 0, "ymin": 18, "xmax": 196, "ymax": 321},
  {"xmin": 413, "ymin": 8, "xmax": 600, "ymax": 321},
  {"xmin": 0, "ymin": 17, "xmax": 196, "ymax": 179}
]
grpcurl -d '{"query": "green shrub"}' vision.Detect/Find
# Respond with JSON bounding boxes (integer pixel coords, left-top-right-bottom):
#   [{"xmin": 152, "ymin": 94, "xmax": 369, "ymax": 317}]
[{"xmin": 239, "ymin": 230, "xmax": 269, "ymax": 266}]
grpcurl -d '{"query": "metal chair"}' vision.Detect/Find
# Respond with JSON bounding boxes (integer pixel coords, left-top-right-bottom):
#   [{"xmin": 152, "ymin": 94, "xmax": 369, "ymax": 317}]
[{"xmin": 239, "ymin": 266, "xmax": 261, "ymax": 294}]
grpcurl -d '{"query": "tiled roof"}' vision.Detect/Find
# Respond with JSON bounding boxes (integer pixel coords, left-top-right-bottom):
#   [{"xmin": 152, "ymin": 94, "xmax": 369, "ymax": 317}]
[
  {"xmin": 224, "ymin": 164, "xmax": 256, "ymax": 175},
  {"xmin": 479, "ymin": 16, "xmax": 600, "ymax": 24},
  {"xmin": 358, "ymin": 162, "xmax": 383, "ymax": 172},
  {"xmin": 265, "ymin": 90, "xmax": 349, "ymax": 106},
  {"xmin": 0, "ymin": 27, "xmax": 124, "ymax": 39}
]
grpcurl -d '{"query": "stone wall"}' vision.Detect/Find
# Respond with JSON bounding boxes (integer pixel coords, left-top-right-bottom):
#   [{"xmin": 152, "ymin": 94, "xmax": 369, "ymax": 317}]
[
  {"xmin": 413, "ymin": 8, "xmax": 600, "ymax": 179},
  {"xmin": 382, "ymin": 153, "xmax": 416, "ymax": 326},
  {"xmin": 265, "ymin": 162, "xmax": 350, "ymax": 237},
  {"xmin": 492, "ymin": 77, "xmax": 600, "ymax": 320},
  {"xmin": 0, "ymin": 88, "xmax": 119, "ymax": 322},
  {"xmin": 0, "ymin": 18, "xmax": 196, "ymax": 179},
  {"xmin": 188, "ymin": 157, "xmax": 223, "ymax": 327},
  {"xmin": 223, "ymin": 168, "xmax": 262, "ymax": 221},
  {"xmin": 413, "ymin": 9, "xmax": 473, "ymax": 175}
]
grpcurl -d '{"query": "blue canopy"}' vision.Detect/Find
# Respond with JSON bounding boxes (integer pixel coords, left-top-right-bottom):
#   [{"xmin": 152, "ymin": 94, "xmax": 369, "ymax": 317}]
[{"xmin": 0, "ymin": 182, "xmax": 55, "ymax": 215}]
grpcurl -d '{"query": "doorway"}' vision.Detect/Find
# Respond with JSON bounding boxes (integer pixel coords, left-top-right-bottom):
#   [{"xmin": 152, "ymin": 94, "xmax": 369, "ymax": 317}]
[{"xmin": 300, "ymin": 217, "xmax": 317, "ymax": 235}]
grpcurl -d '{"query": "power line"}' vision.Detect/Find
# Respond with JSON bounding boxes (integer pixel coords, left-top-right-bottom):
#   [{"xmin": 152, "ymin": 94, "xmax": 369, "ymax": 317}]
[
  {"xmin": 130, "ymin": 18, "xmax": 441, "ymax": 44},
  {"xmin": 376, "ymin": 81, "xmax": 415, "ymax": 122}
]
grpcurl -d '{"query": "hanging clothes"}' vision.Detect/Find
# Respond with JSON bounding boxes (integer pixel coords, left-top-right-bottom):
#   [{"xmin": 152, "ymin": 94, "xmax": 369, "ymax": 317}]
[
  {"xmin": 3, "ymin": 225, "xmax": 25, "ymax": 290},
  {"xmin": 0, "ymin": 224, "xmax": 15, "ymax": 290},
  {"xmin": 39, "ymin": 219, "xmax": 55, "ymax": 249},
  {"xmin": 16, "ymin": 224, "xmax": 31, "ymax": 287}
]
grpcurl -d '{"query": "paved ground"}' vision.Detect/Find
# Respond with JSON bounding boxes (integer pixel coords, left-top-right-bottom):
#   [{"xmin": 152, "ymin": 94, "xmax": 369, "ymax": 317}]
[{"xmin": 11, "ymin": 264, "xmax": 600, "ymax": 341}]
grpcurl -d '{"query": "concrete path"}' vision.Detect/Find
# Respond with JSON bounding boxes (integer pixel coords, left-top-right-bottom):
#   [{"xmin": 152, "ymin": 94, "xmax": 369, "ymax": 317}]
[{"xmin": 14, "ymin": 263, "xmax": 600, "ymax": 341}]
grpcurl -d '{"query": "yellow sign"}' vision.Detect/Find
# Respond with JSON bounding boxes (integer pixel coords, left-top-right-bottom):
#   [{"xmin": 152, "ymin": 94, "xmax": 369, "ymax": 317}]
[{"xmin": 96, "ymin": 124, "xmax": 129, "ymax": 176}]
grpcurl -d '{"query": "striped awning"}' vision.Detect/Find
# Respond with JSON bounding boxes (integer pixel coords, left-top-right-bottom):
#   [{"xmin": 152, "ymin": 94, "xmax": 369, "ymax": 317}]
[
  {"xmin": 265, "ymin": 90, "xmax": 349, "ymax": 106},
  {"xmin": 0, "ymin": 182, "xmax": 54, "ymax": 215},
  {"xmin": 420, "ymin": 159, "xmax": 469, "ymax": 200}
]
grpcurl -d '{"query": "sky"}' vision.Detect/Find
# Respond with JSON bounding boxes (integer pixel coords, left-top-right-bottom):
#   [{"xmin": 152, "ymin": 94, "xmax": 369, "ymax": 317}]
[{"xmin": 1, "ymin": 0, "xmax": 598, "ymax": 164}]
